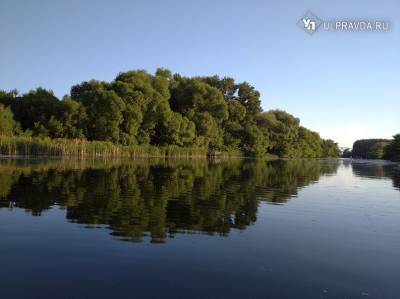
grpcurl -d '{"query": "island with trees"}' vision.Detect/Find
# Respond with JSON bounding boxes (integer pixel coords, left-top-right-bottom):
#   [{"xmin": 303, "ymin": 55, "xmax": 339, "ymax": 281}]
[{"xmin": 1, "ymin": 68, "xmax": 341, "ymax": 158}]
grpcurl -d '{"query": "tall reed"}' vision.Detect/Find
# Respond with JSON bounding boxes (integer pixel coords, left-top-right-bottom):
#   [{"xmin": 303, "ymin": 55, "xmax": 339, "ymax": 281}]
[{"xmin": 0, "ymin": 136, "xmax": 211, "ymax": 158}]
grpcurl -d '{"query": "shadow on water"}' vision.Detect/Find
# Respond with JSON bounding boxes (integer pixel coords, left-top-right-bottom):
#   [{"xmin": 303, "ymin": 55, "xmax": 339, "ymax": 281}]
[{"xmin": 0, "ymin": 158, "xmax": 339, "ymax": 243}]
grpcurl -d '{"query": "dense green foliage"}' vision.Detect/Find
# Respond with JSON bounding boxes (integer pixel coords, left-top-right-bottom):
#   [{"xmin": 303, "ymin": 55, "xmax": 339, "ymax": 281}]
[
  {"xmin": 351, "ymin": 139, "xmax": 390, "ymax": 159},
  {"xmin": 343, "ymin": 136, "xmax": 400, "ymax": 162},
  {"xmin": 0, "ymin": 104, "xmax": 19, "ymax": 136},
  {"xmin": 0, "ymin": 69, "xmax": 339, "ymax": 157},
  {"xmin": 342, "ymin": 148, "xmax": 352, "ymax": 158},
  {"xmin": 383, "ymin": 134, "xmax": 400, "ymax": 161}
]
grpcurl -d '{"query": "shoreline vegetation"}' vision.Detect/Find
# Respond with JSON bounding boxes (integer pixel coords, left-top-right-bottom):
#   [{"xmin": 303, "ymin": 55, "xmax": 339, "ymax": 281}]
[
  {"xmin": 0, "ymin": 136, "xmax": 211, "ymax": 158},
  {"xmin": 342, "ymin": 135, "xmax": 400, "ymax": 162},
  {"xmin": 0, "ymin": 68, "xmax": 340, "ymax": 158}
]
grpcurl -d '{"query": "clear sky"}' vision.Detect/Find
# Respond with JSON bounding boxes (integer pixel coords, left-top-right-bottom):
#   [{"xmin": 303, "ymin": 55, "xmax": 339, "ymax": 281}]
[{"xmin": 1, "ymin": 0, "xmax": 399, "ymax": 147}]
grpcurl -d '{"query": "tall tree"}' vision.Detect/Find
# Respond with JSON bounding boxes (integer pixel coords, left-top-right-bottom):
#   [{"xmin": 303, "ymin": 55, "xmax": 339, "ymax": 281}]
[
  {"xmin": 71, "ymin": 81, "xmax": 125, "ymax": 142},
  {"xmin": 0, "ymin": 104, "xmax": 19, "ymax": 136}
]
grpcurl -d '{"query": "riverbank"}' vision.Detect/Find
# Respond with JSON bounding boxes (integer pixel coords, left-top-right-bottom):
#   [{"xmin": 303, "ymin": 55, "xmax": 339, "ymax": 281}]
[{"xmin": 0, "ymin": 136, "xmax": 243, "ymax": 158}]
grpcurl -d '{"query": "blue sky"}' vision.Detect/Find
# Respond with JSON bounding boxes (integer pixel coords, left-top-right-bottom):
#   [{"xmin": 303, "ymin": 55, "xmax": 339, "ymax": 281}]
[{"xmin": 1, "ymin": 0, "xmax": 399, "ymax": 147}]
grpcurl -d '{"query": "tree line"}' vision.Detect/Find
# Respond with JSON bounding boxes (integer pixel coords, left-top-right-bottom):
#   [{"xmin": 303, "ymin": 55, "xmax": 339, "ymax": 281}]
[
  {"xmin": 0, "ymin": 69, "xmax": 340, "ymax": 157},
  {"xmin": 343, "ymin": 135, "xmax": 400, "ymax": 162}
]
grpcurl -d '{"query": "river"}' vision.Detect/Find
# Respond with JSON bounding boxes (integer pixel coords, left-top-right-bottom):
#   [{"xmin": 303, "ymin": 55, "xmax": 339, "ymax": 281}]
[{"xmin": 0, "ymin": 158, "xmax": 399, "ymax": 298}]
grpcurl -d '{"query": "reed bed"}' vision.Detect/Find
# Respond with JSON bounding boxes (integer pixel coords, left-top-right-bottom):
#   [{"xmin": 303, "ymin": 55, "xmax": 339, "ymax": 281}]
[{"xmin": 0, "ymin": 136, "xmax": 210, "ymax": 158}]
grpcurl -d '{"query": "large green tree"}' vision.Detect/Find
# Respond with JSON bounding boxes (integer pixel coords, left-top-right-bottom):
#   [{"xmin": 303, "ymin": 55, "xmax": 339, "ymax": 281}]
[
  {"xmin": 10, "ymin": 88, "xmax": 62, "ymax": 137},
  {"xmin": 71, "ymin": 81, "xmax": 125, "ymax": 142}
]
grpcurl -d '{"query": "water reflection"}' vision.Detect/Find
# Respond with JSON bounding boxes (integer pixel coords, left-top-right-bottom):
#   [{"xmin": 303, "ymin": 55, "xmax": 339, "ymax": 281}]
[
  {"xmin": 0, "ymin": 158, "xmax": 339, "ymax": 243},
  {"xmin": 351, "ymin": 159, "xmax": 400, "ymax": 190}
]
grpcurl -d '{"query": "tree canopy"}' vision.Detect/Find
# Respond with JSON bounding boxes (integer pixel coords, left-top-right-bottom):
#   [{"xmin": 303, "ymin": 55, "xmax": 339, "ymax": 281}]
[
  {"xmin": 341, "ymin": 137, "xmax": 400, "ymax": 162},
  {"xmin": 0, "ymin": 68, "xmax": 340, "ymax": 157},
  {"xmin": 383, "ymin": 134, "xmax": 400, "ymax": 162},
  {"xmin": 0, "ymin": 104, "xmax": 19, "ymax": 136},
  {"xmin": 352, "ymin": 139, "xmax": 390, "ymax": 159}
]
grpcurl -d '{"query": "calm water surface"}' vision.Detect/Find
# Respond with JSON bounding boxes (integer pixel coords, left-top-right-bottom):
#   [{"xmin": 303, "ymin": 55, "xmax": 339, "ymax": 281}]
[{"xmin": 0, "ymin": 158, "xmax": 399, "ymax": 299}]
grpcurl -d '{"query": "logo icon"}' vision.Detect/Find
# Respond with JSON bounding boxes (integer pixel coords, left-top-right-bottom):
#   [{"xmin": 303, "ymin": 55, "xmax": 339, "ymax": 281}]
[{"xmin": 297, "ymin": 11, "xmax": 323, "ymax": 35}]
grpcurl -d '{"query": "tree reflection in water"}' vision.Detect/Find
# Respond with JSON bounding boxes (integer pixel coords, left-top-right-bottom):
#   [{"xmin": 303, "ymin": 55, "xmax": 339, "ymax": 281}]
[
  {"xmin": 0, "ymin": 158, "xmax": 340, "ymax": 243},
  {"xmin": 351, "ymin": 160, "xmax": 400, "ymax": 191}
]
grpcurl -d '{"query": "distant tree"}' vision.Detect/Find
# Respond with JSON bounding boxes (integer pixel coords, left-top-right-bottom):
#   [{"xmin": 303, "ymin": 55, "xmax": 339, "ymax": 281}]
[
  {"xmin": 241, "ymin": 124, "xmax": 267, "ymax": 156},
  {"xmin": 237, "ymin": 82, "xmax": 262, "ymax": 119},
  {"xmin": 59, "ymin": 97, "xmax": 88, "ymax": 139},
  {"xmin": 0, "ymin": 104, "xmax": 19, "ymax": 136},
  {"xmin": 153, "ymin": 112, "xmax": 196, "ymax": 146},
  {"xmin": 296, "ymin": 127, "xmax": 323, "ymax": 158},
  {"xmin": 170, "ymin": 79, "xmax": 228, "ymax": 122},
  {"xmin": 170, "ymin": 78, "xmax": 228, "ymax": 150},
  {"xmin": 11, "ymin": 88, "xmax": 61, "ymax": 134},
  {"xmin": 370, "ymin": 141, "xmax": 388, "ymax": 159},
  {"xmin": 321, "ymin": 139, "xmax": 340, "ymax": 157},
  {"xmin": 199, "ymin": 75, "xmax": 237, "ymax": 101},
  {"xmin": 113, "ymin": 70, "xmax": 174, "ymax": 145},
  {"xmin": 0, "ymin": 89, "xmax": 18, "ymax": 107},
  {"xmin": 383, "ymin": 134, "xmax": 400, "ymax": 161},
  {"xmin": 352, "ymin": 139, "xmax": 390, "ymax": 159},
  {"xmin": 155, "ymin": 68, "xmax": 172, "ymax": 80},
  {"xmin": 192, "ymin": 112, "xmax": 224, "ymax": 149},
  {"xmin": 342, "ymin": 148, "xmax": 352, "ymax": 158},
  {"xmin": 259, "ymin": 110, "xmax": 299, "ymax": 157}
]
